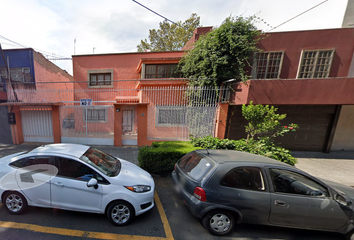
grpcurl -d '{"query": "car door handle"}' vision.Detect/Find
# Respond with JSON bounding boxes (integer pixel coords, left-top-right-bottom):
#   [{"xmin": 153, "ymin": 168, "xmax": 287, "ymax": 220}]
[
  {"xmin": 274, "ymin": 200, "xmax": 286, "ymax": 207},
  {"xmin": 54, "ymin": 182, "xmax": 64, "ymax": 187}
]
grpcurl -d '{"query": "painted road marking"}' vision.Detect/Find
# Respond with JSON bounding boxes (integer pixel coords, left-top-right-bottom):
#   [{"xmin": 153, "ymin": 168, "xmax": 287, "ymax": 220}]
[{"xmin": 0, "ymin": 191, "xmax": 174, "ymax": 240}]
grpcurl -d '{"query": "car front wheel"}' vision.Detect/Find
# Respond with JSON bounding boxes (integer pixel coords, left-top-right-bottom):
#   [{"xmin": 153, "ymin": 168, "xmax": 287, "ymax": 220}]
[
  {"xmin": 4, "ymin": 191, "xmax": 28, "ymax": 215},
  {"xmin": 202, "ymin": 210, "xmax": 235, "ymax": 235},
  {"xmin": 106, "ymin": 201, "xmax": 134, "ymax": 226}
]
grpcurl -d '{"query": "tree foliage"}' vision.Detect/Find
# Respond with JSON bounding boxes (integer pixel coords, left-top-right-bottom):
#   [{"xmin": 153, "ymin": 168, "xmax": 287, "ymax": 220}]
[
  {"xmin": 242, "ymin": 102, "xmax": 298, "ymax": 141},
  {"xmin": 178, "ymin": 16, "xmax": 262, "ymax": 86},
  {"xmin": 137, "ymin": 13, "xmax": 200, "ymax": 52}
]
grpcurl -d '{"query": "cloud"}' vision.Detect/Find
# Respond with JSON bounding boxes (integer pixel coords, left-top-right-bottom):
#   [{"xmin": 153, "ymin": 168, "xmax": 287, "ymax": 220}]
[{"xmin": 0, "ymin": 0, "xmax": 348, "ymax": 75}]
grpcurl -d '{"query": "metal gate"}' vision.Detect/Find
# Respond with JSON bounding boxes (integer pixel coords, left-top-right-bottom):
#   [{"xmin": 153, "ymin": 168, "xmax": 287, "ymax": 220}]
[
  {"xmin": 20, "ymin": 107, "xmax": 54, "ymax": 143},
  {"xmin": 60, "ymin": 105, "xmax": 114, "ymax": 145},
  {"xmin": 144, "ymin": 86, "xmax": 223, "ymax": 141}
]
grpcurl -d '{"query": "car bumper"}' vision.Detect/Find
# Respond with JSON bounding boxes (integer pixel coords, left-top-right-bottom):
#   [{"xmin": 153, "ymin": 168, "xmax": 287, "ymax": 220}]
[{"xmin": 172, "ymin": 171, "xmax": 212, "ymax": 219}]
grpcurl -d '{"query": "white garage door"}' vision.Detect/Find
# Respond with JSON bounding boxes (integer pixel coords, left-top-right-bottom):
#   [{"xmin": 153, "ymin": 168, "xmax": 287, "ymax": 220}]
[{"xmin": 20, "ymin": 107, "xmax": 54, "ymax": 143}]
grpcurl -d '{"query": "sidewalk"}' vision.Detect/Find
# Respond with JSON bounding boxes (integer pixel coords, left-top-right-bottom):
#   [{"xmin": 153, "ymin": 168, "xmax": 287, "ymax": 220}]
[
  {"xmin": 1, "ymin": 143, "xmax": 353, "ymax": 187},
  {"xmin": 293, "ymin": 151, "xmax": 354, "ymax": 187}
]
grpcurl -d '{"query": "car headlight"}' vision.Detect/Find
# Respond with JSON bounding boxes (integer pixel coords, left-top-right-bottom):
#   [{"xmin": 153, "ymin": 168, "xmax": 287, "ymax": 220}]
[{"xmin": 125, "ymin": 185, "xmax": 151, "ymax": 193}]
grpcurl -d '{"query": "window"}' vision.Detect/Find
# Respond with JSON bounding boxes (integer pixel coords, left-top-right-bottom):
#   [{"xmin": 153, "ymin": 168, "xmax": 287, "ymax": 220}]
[
  {"xmin": 145, "ymin": 64, "xmax": 179, "ymax": 78},
  {"xmin": 90, "ymin": 73, "xmax": 111, "ymax": 86},
  {"xmin": 221, "ymin": 167, "xmax": 265, "ymax": 191},
  {"xmin": 87, "ymin": 69, "xmax": 113, "ymax": 88},
  {"xmin": 252, "ymin": 52, "xmax": 284, "ymax": 79},
  {"xmin": 56, "ymin": 157, "xmax": 107, "ymax": 183},
  {"xmin": 84, "ymin": 108, "xmax": 107, "ymax": 123},
  {"xmin": 269, "ymin": 168, "xmax": 329, "ymax": 197},
  {"xmin": 10, "ymin": 156, "xmax": 50, "ymax": 168},
  {"xmin": 297, "ymin": 50, "xmax": 334, "ymax": 78},
  {"xmin": 177, "ymin": 152, "xmax": 214, "ymax": 181},
  {"xmin": 23, "ymin": 156, "xmax": 50, "ymax": 167},
  {"xmin": 156, "ymin": 106, "xmax": 186, "ymax": 126}
]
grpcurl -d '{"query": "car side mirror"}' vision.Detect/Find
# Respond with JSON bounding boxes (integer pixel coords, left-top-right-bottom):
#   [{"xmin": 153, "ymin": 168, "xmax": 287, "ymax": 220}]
[
  {"xmin": 87, "ymin": 178, "xmax": 98, "ymax": 189},
  {"xmin": 335, "ymin": 194, "xmax": 351, "ymax": 206}
]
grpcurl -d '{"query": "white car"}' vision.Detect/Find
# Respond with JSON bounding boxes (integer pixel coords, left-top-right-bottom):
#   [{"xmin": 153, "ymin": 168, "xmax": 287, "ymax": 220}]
[{"xmin": 0, "ymin": 143, "xmax": 155, "ymax": 226}]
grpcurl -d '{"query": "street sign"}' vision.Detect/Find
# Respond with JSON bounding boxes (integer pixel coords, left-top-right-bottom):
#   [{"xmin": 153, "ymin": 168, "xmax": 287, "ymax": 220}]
[{"xmin": 80, "ymin": 98, "xmax": 92, "ymax": 106}]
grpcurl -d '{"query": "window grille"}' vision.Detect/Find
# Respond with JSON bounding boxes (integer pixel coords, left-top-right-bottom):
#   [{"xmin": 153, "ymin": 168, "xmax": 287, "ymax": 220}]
[
  {"xmin": 252, "ymin": 52, "xmax": 283, "ymax": 79},
  {"xmin": 298, "ymin": 50, "xmax": 334, "ymax": 78}
]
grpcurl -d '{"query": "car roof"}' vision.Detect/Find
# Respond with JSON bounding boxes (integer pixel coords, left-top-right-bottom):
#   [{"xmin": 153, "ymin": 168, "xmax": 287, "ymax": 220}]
[
  {"xmin": 29, "ymin": 143, "xmax": 90, "ymax": 158},
  {"xmin": 195, "ymin": 149, "xmax": 288, "ymax": 167}
]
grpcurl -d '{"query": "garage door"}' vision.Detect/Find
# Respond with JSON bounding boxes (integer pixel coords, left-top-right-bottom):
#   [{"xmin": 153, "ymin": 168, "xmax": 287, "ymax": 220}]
[
  {"xmin": 226, "ymin": 105, "xmax": 337, "ymax": 151},
  {"xmin": 20, "ymin": 107, "xmax": 54, "ymax": 143}
]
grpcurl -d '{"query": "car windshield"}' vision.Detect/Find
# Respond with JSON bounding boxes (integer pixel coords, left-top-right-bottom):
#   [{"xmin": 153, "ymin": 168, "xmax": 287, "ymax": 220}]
[{"xmin": 79, "ymin": 148, "xmax": 121, "ymax": 177}]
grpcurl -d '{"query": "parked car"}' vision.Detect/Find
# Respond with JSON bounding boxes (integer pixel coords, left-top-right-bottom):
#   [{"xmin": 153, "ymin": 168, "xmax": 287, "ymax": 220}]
[
  {"xmin": 62, "ymin": 113, "xmax": 75, "ymax": 129},
  {"xmin": 172, "ymin": 149, "xmax": 354, "ymax": 239},
  {"xmin": 0, "ymin": 144, "xmax": 155, "ymax": 226}
]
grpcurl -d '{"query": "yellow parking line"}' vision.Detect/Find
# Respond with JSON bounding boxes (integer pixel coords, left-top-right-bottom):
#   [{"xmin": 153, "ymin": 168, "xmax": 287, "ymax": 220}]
[{"xmin": 0, "ymin": 191, "xmax": 174, "ymax": 240}]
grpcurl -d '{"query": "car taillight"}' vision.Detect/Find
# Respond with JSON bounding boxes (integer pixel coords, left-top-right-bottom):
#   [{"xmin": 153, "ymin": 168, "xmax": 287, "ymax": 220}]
[{"xmin": 193, "ymin": 187, "xmax": 206, "ymax": 202}]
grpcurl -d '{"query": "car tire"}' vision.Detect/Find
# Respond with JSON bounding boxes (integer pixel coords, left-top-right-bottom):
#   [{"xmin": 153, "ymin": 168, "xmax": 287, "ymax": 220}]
[
  {"xmin": 202, "ymin": 210, "xmax": 235, "ymax": 235},
  {"xmin": 345, "ymin": 229, "xmax": 354, "ymax": 240},
  {"xmin": 3, "ymin": 191, "xmax": 28, "ymax": 215},
  {"xmin": 106, "ymin": 201, "xmax": 134, "ymax": 226}
]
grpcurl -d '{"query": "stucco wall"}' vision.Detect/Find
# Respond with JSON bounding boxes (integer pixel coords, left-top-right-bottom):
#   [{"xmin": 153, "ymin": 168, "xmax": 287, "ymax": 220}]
[{"xmin": 331, "ymin": 105, "xmax": 354, "ymax": 150}]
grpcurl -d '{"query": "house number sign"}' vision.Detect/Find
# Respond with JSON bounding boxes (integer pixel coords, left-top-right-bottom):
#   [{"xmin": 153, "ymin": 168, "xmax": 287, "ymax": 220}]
[{"xmin": 80, "ymin": 98, "xmax": 92, "ymax": 106}]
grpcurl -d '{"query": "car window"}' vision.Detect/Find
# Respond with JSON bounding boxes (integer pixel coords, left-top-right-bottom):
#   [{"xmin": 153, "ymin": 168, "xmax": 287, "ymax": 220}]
[
  {"xmin": 178, "ymin": 152, "xmax": 214, "ymax": 181},
  {"xmin": 56, "ymin": 157, "xmax": 107, "ymax": 183},
  {"xmin": 9, "ymin": 158, "xmax": 28, "ymax": 168},
  {"xmin": 80, "ymin": 148, "xmax": 121, "ymax": 177},
  {"xmin": 269, "ymin": 168, "xmax": 329, "ymax": 197},
  {"xmin": 23, "ymin": 156, "xmax": 50, "ymax": 167},
  {"xmin": 221, "ymin": 167, "xmax": 265, "ymax": 191}
]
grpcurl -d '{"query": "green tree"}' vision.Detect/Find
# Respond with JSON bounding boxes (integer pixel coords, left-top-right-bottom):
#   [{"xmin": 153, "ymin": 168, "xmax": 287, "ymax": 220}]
[
  {"xmin": 137, "ymin": 13, "xmax": 200, "ymax": 52},
  {"xmin": 178, "ymin": 16, "xmax": 262, "ymax": 86},
  {"xmin": 242, "ymin": 101, "xmax": 298, "ymax": 141}
]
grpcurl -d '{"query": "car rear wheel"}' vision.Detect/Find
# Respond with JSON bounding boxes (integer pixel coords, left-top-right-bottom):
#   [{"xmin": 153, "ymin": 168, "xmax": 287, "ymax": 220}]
[
  {"xmin": 345, "ymin": 229, "xmax": 354, "ymax": 240},
  {"xmin": 106, "ymin": 201, "xmax": 134, "ymax": 226},
  {"xmin": 4, "ymin": 191, "xmax": 28, "ymax": 215},
  {"xmin": 202, "ymin": 210, "xmax": 235, "ymax": 235}
]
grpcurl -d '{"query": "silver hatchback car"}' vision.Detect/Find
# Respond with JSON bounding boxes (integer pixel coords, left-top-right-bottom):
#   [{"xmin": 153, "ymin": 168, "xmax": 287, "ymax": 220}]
[{"xmin": 172, "ymin": 149, "xmax": 354, "ymax": 239}]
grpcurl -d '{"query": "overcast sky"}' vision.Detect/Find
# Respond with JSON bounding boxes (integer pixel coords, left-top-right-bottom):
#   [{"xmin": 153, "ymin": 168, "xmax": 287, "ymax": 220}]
[{"xmin": 0, "ymin": 0, "xmax": 349, "ymax": 75}]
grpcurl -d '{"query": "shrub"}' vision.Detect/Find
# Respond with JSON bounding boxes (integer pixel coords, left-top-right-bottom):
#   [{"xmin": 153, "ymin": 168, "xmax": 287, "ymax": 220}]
[
  {"xmin": 190, "ymin": 135, "xmax": 297, "ymax": 166},
  {"xmin": 138, "ymin": 141, "xmax": 202, "ymax": 174}
]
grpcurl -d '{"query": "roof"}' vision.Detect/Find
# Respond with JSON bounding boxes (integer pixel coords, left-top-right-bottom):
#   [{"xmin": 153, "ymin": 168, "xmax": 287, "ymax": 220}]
[
  {"xmin": 196, "ymin": 149, "xmax": 288, "ymax": 166},
  {"xmin": 30, "ymin": 143, "xmax": 90, "ymax": 158}
]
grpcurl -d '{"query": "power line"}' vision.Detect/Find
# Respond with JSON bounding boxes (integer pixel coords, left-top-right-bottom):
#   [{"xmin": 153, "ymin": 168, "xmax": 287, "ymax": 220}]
[
  {"xmin": 0, "ymin": 34, "xmax": 70, "ymax": 59},
  {"xmin": 267, "ymin": 0, "xmax": 329, "ymax": 32},
  {"xmin": 132, "ymin": 0, "xmax": 176, "ymax": 24}
]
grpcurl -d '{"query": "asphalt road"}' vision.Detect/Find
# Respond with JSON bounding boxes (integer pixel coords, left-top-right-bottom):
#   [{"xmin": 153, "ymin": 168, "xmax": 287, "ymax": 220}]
[{"xmin": 0, "ymin": 144, "xmax": 351, "ymax": 240}]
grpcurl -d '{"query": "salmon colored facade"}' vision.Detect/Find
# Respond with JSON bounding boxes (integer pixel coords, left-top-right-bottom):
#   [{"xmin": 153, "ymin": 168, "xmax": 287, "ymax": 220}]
[{"xmin": 2, "ymin": 49, "xmax": 73, "ymax": 145}]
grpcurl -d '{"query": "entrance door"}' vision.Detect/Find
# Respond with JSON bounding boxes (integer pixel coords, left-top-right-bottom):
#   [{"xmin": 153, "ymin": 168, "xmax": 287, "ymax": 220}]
[
  {"xmin": 123, "ymin": 110, "xmax": 133, "ymax": 132},
  {"xmin": 122, "ymin": 108, "xmax": 137, "ymax": 146}
]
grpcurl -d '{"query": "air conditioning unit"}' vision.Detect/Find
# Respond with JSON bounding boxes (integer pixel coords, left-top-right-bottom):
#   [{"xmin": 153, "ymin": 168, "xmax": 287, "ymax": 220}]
[{"xmin": 22, "ymin": 67, "xmax": 30, "ymax": 74}]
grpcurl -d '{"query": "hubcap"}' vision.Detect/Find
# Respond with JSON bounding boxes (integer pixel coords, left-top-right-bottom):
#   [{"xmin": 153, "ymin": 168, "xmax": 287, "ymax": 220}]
[
  {"xmin": 210, "ymin": 213, "xmax": 231, "ymax": 233},
  {"xmin": 6, "ymin": 194, "xmax": 23, "ymax": 213},
  {"xmin": 111, "ymin": 204, "xmax": 130, "ymax": 224}
]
